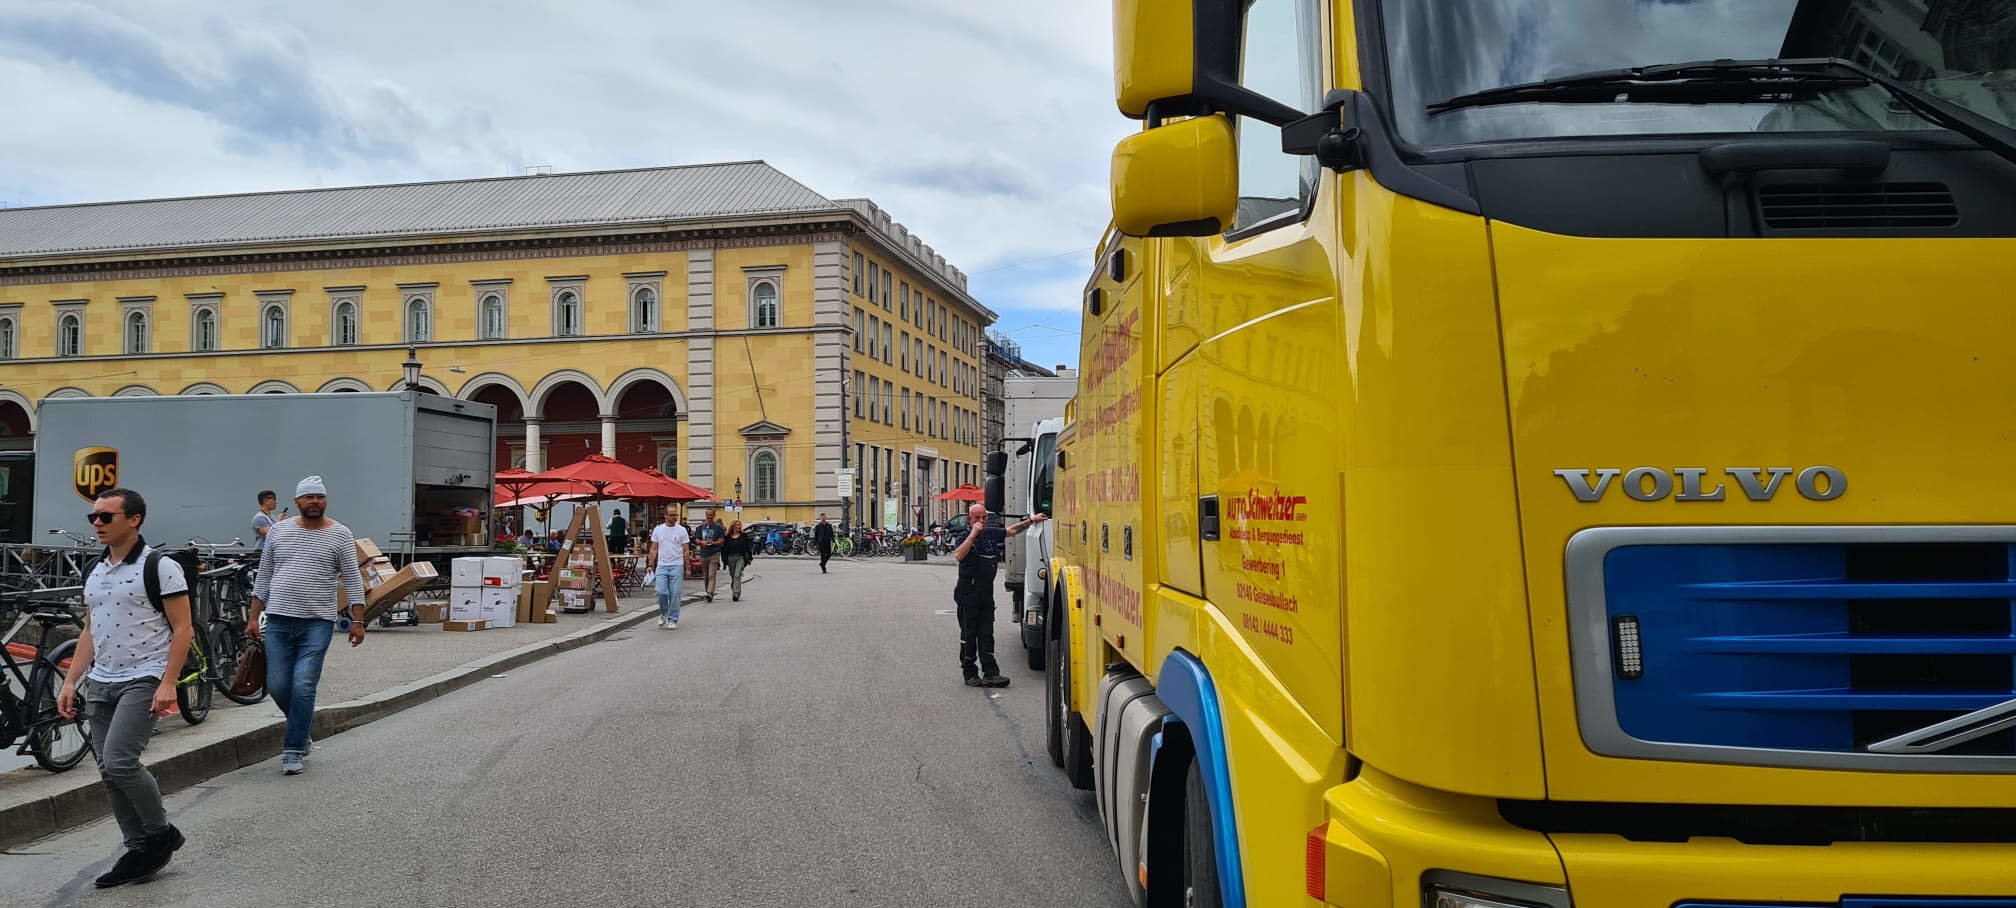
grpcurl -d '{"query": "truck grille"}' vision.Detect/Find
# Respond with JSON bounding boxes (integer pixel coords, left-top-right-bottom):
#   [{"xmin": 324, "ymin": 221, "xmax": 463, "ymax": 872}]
[
  {"xmin": 1567, "ymin": 527, "xmax": 2016, "ymax": 771},
  {"xmin": 1757, "ymin": 181, "xmax": 1959, "ymax": 230}
]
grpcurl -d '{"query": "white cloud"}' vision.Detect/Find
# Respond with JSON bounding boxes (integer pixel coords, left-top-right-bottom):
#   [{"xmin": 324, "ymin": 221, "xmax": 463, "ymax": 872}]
[{"xmin": 0, "ymin": 0, "xmax": 1137, "ymax": 370}]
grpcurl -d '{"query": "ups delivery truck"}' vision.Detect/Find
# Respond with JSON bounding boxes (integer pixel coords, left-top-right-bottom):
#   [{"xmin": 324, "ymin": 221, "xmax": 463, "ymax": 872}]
[{"xmin": 35, "ymin": 392, "xmax": 496, "ymax": 555}]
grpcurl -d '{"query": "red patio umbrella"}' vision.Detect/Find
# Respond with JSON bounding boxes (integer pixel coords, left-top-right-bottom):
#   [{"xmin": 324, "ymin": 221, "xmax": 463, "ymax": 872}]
[
  {"xmin": 495, "ymin": 467, "xmax": 588, "ymax": 505},
  {"xmin": 613, "ymin": 467, "xmax": 712, "ymax": 503},
  {"xmin": 526, "ymin": 454, "xmax": 665, "ymax": 501},
  {"xmin": 933, "ymin": 483, "xmax": 986, "ymax": 502}
]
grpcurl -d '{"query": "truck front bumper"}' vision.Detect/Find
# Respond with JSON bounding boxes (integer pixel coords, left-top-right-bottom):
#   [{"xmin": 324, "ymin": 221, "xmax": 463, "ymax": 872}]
[{"xmin": 1314, "ymin": 768, "xmax": 2016, "ymax": 907}]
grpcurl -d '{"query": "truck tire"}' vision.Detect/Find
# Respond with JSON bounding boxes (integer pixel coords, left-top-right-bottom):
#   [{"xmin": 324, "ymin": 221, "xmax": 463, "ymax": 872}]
[
  {"xmin": 1183, "ymin": 763, "xmax": 1223, "ymax": 908},
  {"xmin": 1046, "ymin": 591, "xmax": 1095, "ymax": 789}
]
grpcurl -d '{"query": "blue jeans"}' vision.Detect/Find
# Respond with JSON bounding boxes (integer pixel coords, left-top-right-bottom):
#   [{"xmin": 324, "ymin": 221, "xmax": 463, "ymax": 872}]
[
  {"xmin": 264, "ymin": 615, "xmax": 334, "ymax": 754},
  {"xmin": 655, "ymin": 565, "xmax": 684, "ymax": 622}
]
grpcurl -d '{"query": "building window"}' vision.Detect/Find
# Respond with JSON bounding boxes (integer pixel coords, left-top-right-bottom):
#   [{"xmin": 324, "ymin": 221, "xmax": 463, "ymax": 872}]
[
  {"xmin": 261, "ymin": 306, "xmax": 287, "ymax": 349},
  {"xmin": 0, "ymin": 317, "xmax": 14, "ymax": 359},
  {"xmin": 854, "ymin": 370, "xmax": 866, "ymax": 417},
  {"xmin": 900, "ymin": 332, "xmax": 909, "ymax": 371},
  {"xmin": 480, "ymin": 295, "xmax": 506, "ymax": 340},
  {"xmin": 405, "ymin": 296, "xmax": 432, "ymax": 342},
  {"xmin": 549, "ymin": 278, "xmax": 587, "ymax": 337},
  {"xmin": 327, "ymin": 301, "xmax": 355, "ymax": 346},
  {"xmin": 899, "ymin": 283, "xmax": 909, "ymax": 321},
  {"xmin": 882, "ymin": 383, "xmax": 893, "ymax": 424},
  {"xmin": 867, "ymin": 375, "xmax": 879, "ymax": 421},
  {"xmin": 634, "ymin": 287, "xmax": 658, "ymax": 333},
  {"xmin": 556, "ymin": 291, "xmax": 582, "ymax": 336},
  {"xmin": 902, "ymin": 388, "xmax": 910, "ymax": 430},
  {"xmin": 660, "ymin": 450, "xmax": 679, "ymax": 478},
  {"xmin": 750, "ymin": 280, "xmax": 780, "ymax": 328},
  {"xmin": 854, "ymin": 308, "xmax": 865, "ymax": 352},
  {"xmin": 853, "ymin": 252, "xmax": 865, "ymax": 295},
  {"xmin": 882, "ymin": 323, "xmax": 893, "ymax": 365},
  {"xmin": 867, "ymin": 316, "xmax": 879, "ymax": 359},
  {"xmin": 914, "ymin": 339, "xmax": 923, "ymax": 376},
  {"xmin": 58, "ymin": 313, "xmax": 83, "ymax": 356},
  {"xmin": 752, "ymin": 449, "xmax": 779, "ymax": 502},
  {"xmin": 125, "ymin": 310, "xmax": 149, "ymax": 354},
  {"xmin": 939, "ymin": 351, "xmax": 948, "ymax": 387},
  {"xmin": 867, "ymin": 262, "xmax": 879, "ymax": 304},
  {"xmin": 881, "ymin": 270, "xmax": 892, "ymax": 310}
]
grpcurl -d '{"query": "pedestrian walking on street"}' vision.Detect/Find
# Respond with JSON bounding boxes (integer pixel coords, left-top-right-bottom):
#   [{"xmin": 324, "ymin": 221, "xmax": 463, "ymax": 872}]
[
  {"xmin": 56, "ymin": 488, "xmax": 192, "ymax": 888},
  {"xmin": 814, "ymin": 514, "xmax": 835, "ymax": 572},
  {"xmin": 697, "ymin": 508, "xmax": 726, "ymax": 601},
  {"xmin": 721, "ymin": 520, "xmax": 753, "ymax": 602},
  {"xmin": 247, "ymin": 476, "xmax": 366, "ymax": 776},
  {"xmin": 951, "ymin": 503, "xmax": 1047, "ymax": 688},
  {"xmin": 251, "ymin": 490, "xmax": 286, "ymax": 541},
  {"xmin": 649, "ymin": 508, "xmax": 691, "ymax": 628}
]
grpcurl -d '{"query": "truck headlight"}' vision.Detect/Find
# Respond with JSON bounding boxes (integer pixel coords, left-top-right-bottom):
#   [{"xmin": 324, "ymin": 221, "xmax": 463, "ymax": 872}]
[{"xmin": 1425, "ymin": 872, "xmax": 1569, "ymax": 908}]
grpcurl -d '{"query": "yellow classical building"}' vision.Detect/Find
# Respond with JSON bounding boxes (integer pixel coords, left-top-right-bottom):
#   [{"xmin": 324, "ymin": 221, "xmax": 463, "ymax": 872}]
[{"xmin": 0, "ymin": 162, "xmax": 995, "ymax": 528}]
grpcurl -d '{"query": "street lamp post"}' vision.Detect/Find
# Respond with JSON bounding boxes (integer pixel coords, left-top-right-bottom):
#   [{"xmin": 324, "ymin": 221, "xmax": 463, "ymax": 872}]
[
  {"xmin": 402, "ymin": 347, "xmax": 423, "ymax": 391},
  {"xmin": 734, "ymin": 479, "xmax": 743, "ymax": 511}
]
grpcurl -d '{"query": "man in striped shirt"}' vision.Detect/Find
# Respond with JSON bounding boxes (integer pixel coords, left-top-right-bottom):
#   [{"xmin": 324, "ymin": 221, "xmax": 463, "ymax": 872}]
[{"xmin": 248, "ymin": 475, "xmax": 365, "ymax": 775}]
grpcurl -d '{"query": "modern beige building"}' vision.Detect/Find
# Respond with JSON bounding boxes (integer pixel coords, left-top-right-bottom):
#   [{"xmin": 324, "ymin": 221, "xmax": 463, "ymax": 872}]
[{"xmin": 0, "ymin": 162, "xmax": 996, "ymax": 527}]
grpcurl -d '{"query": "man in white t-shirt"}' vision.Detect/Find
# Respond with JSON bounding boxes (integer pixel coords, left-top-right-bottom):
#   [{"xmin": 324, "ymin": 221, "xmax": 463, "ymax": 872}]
[
  {"xmin": 647, "ymin": 509, "xmax": 691, "ymax": 629},
  {"xmin": 56, "ymin": 487, "xmax": 193, "ymax": 888}
]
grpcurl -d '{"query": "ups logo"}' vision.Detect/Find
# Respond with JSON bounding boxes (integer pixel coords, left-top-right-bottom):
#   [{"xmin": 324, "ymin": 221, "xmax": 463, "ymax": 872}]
[{"xmin": 73, "ymin": 447, "xmax": 119, "ymax": 502}]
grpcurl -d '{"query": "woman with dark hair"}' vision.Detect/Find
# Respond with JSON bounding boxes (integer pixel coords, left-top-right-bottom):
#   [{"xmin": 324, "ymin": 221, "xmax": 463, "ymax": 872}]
[{"xmin": 720, "ymin": 521, "xmax": 754, "ymax": 602}]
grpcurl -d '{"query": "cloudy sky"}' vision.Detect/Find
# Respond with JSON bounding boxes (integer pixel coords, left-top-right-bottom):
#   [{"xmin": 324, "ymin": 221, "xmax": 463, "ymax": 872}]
[{"xmin": 0, "ymin": 0, "xmax": 1128, "ymax": 368}]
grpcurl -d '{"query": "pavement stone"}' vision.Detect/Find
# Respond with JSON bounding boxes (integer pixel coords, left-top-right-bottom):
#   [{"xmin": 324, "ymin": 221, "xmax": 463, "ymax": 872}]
[{"xmin": 0, "ymin": 587, "xmax": 706, "ymax": 850}]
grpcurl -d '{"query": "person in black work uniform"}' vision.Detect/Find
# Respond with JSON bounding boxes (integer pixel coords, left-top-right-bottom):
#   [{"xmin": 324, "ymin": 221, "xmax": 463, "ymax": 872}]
[
  {"xmin": 952, "ymin": 503, "xmax": 1048, "ymax": 688},
  {"xmin": 814, "ymin": 514, "xmax": 835, "ymax": 573}
]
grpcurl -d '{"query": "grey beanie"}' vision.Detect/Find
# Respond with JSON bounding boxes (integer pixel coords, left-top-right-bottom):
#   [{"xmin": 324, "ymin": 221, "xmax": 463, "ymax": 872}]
[{"xmin": 296, "ymin": 475, "xmax": 328, "ymax": 497}]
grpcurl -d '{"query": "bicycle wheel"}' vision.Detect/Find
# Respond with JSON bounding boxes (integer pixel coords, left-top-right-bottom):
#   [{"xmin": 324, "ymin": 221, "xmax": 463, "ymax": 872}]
[
  {"xmin": 176, "ymin": 644, "xmax": 211, "ymax": 724},
  {"xmin": 209, "ymin": 622, "xmax": 266, "ymax": 705},
  {"xmin": 28, "ymin": 640, "xmax": 89, "ymax": 772}
]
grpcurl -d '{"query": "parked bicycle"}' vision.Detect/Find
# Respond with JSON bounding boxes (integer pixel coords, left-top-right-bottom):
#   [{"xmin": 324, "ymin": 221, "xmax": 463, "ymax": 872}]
[
  {"xmin": 0, "ymin": 597, "xmax": 92, "ymax": 771},
  {"xmin": 185, "ymin": 544, "xmax": 264, "ymax": 706}
]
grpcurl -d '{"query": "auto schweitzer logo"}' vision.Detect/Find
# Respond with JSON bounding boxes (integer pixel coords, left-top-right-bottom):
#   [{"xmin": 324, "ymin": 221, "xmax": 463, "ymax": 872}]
[{"xmin": 73, "ymin": 447, "xmax": 119, "ymax": 502}]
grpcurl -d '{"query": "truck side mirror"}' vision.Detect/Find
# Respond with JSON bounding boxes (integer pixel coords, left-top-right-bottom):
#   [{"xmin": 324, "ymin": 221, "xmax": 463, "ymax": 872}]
[
  {"xmin": 985, "ymin": 451, "xmax": 1008, "ymax": 476},
  {"xmin": 984, "ymin": 476, "xmax": 1005, "ymax": 515}
]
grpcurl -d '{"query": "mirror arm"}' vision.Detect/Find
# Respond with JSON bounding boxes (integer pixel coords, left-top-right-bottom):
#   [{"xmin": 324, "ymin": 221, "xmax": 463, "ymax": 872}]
[{"xmin": 1282, "ymin": 89, "xmax": 1367, "ymax": 172}]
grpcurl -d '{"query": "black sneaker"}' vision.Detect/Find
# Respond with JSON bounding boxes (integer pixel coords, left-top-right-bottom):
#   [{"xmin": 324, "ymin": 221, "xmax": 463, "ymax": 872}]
[
  {"xmin": 981, "ymin": 675, "xmax": 1011, "ymax": 688},
  {"xmin": 160, "ymin": 825, "xmax": 185, "ymax": 852},
  {"xmin": 963, "ymin": 676, "xmax": 985, "ymax": 687}
]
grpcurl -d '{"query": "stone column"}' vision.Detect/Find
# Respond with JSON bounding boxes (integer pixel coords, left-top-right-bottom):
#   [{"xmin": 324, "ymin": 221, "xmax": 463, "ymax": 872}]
[
  {"xmin": 600, "ymin": 415, "xmax": 617, "ymax": 458},
  {"xmin": 524, "ymin": 419, "xmax": 544, "ymax": 473}
]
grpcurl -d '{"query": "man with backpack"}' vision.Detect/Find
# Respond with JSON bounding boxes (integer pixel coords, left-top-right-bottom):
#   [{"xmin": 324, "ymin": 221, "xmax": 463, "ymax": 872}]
[
  {"xmin": 247, "ymin": 475, "xmax": 365, "ymax": 776},
  {"xmin": 55, "ymin": 487, "xmax": 193, "ymax": 888}
]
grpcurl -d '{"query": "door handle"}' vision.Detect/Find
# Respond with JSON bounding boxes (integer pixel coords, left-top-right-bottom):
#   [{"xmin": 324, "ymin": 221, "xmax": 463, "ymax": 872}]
[{"xmin": 1199, "ymin": 495, "xmax": 1219, "ymax": 541}]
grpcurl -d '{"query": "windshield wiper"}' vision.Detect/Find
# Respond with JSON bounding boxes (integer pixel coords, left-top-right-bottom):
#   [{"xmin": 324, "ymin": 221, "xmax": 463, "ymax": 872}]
[{"xmin": 1427, "ymin": 57, "xmax": 2016, "ymax": 169}]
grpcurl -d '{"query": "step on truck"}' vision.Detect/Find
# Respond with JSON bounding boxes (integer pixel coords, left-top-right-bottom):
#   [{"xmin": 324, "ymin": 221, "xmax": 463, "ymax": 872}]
[{"xmin": 1017, "ymin": 1, "xmax": 2016, "ymax": 906}]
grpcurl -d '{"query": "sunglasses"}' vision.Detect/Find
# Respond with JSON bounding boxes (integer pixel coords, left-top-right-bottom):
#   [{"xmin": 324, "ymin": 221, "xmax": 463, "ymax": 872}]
[{"xmin": 86, "ymin": 511, "xmax": 126, "ymax": 525}]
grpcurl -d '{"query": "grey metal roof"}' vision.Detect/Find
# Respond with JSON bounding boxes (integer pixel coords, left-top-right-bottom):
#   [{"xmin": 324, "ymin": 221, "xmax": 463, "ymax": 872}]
[{"xmin": 0, "ymin": 161, "xmax": 844, "ymax": 260}]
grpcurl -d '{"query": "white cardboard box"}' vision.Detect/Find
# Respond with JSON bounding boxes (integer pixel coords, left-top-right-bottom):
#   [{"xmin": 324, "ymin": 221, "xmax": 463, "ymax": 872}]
[
  {"xmin": 450, "ymin": 557, "xmax": 487, "ymax": 588},
  {"xmin": 480, "ymin": 587, "xmax": 518, "ymax": 628},
  {"xmin": 482, "ymin": 556, "xmax": 523, "ymax": 589},
  {"xmin": 448, "ymin": 587, "xmax": 484, "ymax": 623}
]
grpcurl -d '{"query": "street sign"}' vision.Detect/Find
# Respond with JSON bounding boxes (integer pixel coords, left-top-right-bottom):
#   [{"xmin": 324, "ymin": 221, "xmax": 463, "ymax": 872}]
[{"xmin": 835, "ymin": 467, "xmax": 855, "ymax": 498}]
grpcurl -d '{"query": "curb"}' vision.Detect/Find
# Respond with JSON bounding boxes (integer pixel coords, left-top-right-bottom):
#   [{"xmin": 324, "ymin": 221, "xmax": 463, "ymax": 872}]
[{"xmin": 0, "ymin": 593, "xmax": 690, "ymax": 850}]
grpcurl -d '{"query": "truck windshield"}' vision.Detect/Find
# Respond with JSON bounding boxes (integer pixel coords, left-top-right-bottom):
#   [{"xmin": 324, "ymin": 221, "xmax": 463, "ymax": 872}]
[
  {"xmin": 1379, "ymin": 0, "xmax": 2016, "ymax": 147},
  {"xmin": 1032, "ymin": 433, "xmax": 1057, "ymax": 516}
]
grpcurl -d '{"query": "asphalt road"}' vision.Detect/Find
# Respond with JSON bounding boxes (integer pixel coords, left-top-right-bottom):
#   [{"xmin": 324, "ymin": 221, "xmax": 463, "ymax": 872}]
[{"xmin": 2, "ymin": 558, "xmax": 1132, "ymax": 908}]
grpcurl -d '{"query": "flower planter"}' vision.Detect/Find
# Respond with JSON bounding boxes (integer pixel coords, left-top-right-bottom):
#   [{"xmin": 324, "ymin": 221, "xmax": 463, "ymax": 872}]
[{"xmin": 903, "ymin": 546, "xmax": 928, "ymax": 561}]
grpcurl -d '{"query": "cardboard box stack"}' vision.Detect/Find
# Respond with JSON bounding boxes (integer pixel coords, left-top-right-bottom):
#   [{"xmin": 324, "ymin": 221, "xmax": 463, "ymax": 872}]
[
  {"xmin": 555, "ymin": 547, "xmax": 597, "ymax": 614},
  {"xmin": 447, "ymin": 556, "xmax": 524, "ymax": 629},
  {"xmin": 356, "ymin": 539, "xmax": 441, "ymax": 623},
  {"xmin": 427, "ymin": 510, "xmax": 487, "ymax": 547}
]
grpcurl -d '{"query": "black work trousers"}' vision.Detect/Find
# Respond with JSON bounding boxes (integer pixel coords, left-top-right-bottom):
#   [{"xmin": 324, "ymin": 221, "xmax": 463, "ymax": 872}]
[
  {"xmin": 954, "ymin": 564, "xmax": 999, "ymax": 678},
  {"xmin": 818, "ymin": 543, "xmax": 832, "ymax": 571}
]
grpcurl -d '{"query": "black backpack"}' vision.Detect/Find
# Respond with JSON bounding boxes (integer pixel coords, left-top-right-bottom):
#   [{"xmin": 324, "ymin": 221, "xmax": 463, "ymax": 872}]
[{"xmin": 92, "ymin": 543, "xmax": 193, "ymax": 614}]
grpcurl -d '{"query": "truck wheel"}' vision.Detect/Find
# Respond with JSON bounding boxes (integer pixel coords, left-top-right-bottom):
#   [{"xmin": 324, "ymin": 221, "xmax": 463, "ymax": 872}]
[
  {"xmin": 1046, "ymin": 592, "xmax": 1095, "ymax": 789},
  {"xmin": 1183, "ymin": 763, "xmax": 1223, "ymax": 908}
]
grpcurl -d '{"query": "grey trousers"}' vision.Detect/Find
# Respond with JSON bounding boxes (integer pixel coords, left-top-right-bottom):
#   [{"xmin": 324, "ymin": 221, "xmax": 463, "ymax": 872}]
[
  {"xmin": 85, "ymin": 677, "xmax": 170, "ymax": 849},
  {"xmin": 725, "ymin": 556, "xmax": 746, "ymax": 599}
]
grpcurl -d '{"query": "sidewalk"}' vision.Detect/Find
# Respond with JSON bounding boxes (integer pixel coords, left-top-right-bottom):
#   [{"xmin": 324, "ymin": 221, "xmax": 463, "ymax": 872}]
[{"xmin": 0, "ymin": 585, "xmax": 707, "ymax": 849}]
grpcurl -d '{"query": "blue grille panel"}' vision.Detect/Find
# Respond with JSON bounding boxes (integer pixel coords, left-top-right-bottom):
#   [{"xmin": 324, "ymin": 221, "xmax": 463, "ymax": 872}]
[{"xmin": 1604, "ymin": 541, "xmax": 2016, "ymax": 755}]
